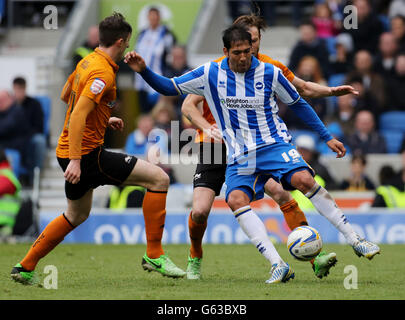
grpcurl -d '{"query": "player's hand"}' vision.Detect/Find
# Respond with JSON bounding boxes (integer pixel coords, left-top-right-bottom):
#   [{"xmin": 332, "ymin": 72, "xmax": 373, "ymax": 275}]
[
  {"xmin": 65, "ymin": 159, "xmax": 81, "ymax": 184},
  {"xmin": 124, "ymin": 51, "xmax": 146, "ymax": 73},
  {"xmin": 203, "ymin": 124, "xmax": 222, "ymax": 143},
  {"xmin": 326, "ymin": 138, "xmax": 346, "ymax": 158},
  {"xmin": 330, "ymin": 85, "xmax": 359, "ymax": 97},
  {"xmin": 108, "ymin": 117, "xmax": 124, "ymax": 131}
]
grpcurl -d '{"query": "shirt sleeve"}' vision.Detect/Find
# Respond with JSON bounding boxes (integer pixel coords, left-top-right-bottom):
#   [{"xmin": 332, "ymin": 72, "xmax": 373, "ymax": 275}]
[
  {"xmin": 172, "ymin": 63, "xmax": 207, "ymax": 96},
  {"xmin": 273, "ymin": 67, "xmax": 300, "ymax": 105},
  {"xmin": 81, "ymin": 70, "xmax": 113, "ymax": 105}
]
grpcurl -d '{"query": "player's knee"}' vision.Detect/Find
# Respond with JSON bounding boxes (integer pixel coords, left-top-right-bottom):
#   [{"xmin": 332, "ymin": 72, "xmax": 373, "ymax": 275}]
[
  {"xmin": 264, "ymin": 181, "xmax": 291, "ymax": 205},
  {"xmin": 291, "ymin": 172, "xmax": 316, "ymax": 194},
  {"xmin": 65, "ymin": 209, "xmax": 89, "ymax": 226},
  {"xmin": 151, "ymin": 168, "xmax": 170, "ymax": 191},
  {"xmin": 191, "ymin": 207, "xmax": 209, "ymax": 224},
  {"xmin": 226, "ymin": 191, "xmax": 250, "ymax": 211}
]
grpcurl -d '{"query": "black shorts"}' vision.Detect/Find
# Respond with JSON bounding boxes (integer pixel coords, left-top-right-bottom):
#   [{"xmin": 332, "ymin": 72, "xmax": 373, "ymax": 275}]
[
  {"xmin": 57, "ymin": 146, "xmax": 138, "ymax": 200},
  {"xmin": 193, "ymin": 142, "xmax": 227, "ymax": 196}
]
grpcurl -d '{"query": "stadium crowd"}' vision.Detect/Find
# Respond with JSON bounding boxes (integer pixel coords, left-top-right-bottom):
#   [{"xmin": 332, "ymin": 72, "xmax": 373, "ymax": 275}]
[{"xmin": 0, "ymin": 1, "xmax": 404, "ymax": 209}]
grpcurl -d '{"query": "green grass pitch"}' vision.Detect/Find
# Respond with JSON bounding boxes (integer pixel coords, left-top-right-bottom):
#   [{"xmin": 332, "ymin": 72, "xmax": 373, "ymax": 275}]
[{"xmin": 1, "ymin": 243, "xmax": 404, "ymax": 300}]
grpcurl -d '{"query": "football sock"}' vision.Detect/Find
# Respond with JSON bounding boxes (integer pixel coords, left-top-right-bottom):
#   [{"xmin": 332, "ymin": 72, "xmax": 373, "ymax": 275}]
[
  {"xmin": 20, "ymin": 213, "xmax": 75, "ymax": 271},
  {"xmin": 305, "ymin": 183, "xmax": 358, "ymax": 246},
  {"xmin": 143, "ymin": 189, "xmax": 167, "ymax": 259},
  {"xmin": 188, "ymin": 212, "xmax": 207, "ymax": 259},
  {"xmin": 234, "ymin": 206, "xmax": 282, "ymax": 265},
  {"xmin": 279, "ymin": 198, "xmax": 308, "ymax": 231}
]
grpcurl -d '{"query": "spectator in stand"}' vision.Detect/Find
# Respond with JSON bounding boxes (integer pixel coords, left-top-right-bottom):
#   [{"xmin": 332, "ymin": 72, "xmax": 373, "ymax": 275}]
[
  {"xmin": 345, "ymin": 50, "xmax": 386, "ymax": 115},
  {"xmin": 72, "ymin": 25, "xmax": 99, "ymax": 69},
  {"xmin": 372, "ymin": 164, "xmax": 405, "ymax": 208},
  {"xmin": 312, "ymin": 2, "xmax": 340, "ymax": 39},
  {"xmin": 326, "ymin": 92, "xmax": 357, "ymax": 137},
  {"xmin": 345, "ymin": 77, "xmax": 380, "ymax": 114},
  {"xmin": 124, "ymin": 114, "xmax": 155, "ymax": 156},
  {"xmin": 134, "ymin": 6, "xmax": 176, "ymax": 114},
  {"xmin": 295, "ymin": 134, "xmax": 339, "ymax": 190},
  {"xmin": 329, "ymin": 33, "xmax": 354, "ymax": 75},
  {"xmin": 390, "ymin": 15, "xmax": 405, "ymax": 52},
  {"xmin": 0, "ymin": 90, "xmax": 29, "ymax": 169},
  {"xmin": 12, "ymin": 77, "xmax": 47, "ymax": 185},
  {"xmin": 373, "ymin": 32, "xmax": 399, "ymax": 80},
  {"xmin": 388, "ymin": 1, "xmax": 405, "ymax": 19},
  {"xmin": 288, "ymin": 21, "xmax": 331, "ymax": 79},
  {"xmin": 150, "ymin": 99, "xmax": 177, "ymax": 183},
  {"xmin": 340, "ymin": 153, "xmax": 375, "ymax": 191},
  {"xmin": 163, "ymin": 45, "xmax": 191, "ymax": 118},
  {"xmin": 295, "ymin": 55, "xmax": 328, "ymax": 121},
  {"xmin": 151, "ymin": 97, "xmax": 176, "ymax": 138},
  {"xmin": 346, "ymin": 0, "xmax": 385, "ymax": 53},
  {"xmin": 385, "ymin": 53, "xmax": 405, "ymax": 111},
  {"xmin": 0, "ymin": 148, "xmax": 22, "ymax": 237},
  {"xmin": 347, "ymin": 110, "xmax": 387, "ymax": 154},
  {"xmin": 325, "ymin": 0, "xmax": 346, "ymax": 22}
]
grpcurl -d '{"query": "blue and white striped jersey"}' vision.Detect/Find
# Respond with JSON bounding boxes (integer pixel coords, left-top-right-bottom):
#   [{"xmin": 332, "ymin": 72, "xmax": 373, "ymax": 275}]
[{"xmin": 172, "ymin": 56, "xmax": 301, "ymax": 163}]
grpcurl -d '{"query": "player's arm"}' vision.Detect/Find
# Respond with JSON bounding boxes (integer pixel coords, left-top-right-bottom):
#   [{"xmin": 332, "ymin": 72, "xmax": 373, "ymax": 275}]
[
  {"xmin": 292, "ymin": 76, "xmax": 358, "ymax": 99},
  {"xmin": 181, "ymin": 94, "xmax": 207, "ymax": 129},
  {"xmin": 64, "ymin": 96, "xmax": 96, "ymax": 184},
  {"xmin": 274, "ymin": 69, "xmax": 346, "ymax": 158},
  {"xmin": 181, "ymin": 94, "xmax": 222, "ymax": 142},
  {"xmin": 124, "ymin": 51, "xmax": 206, "ymax": 97},
  {"xmin": 124, "ymin": 51, "xmax": 179, "ymax": 95},
  {"xmin": 60, "ymin": 72, "xmax": 75, "ymax": 103}
]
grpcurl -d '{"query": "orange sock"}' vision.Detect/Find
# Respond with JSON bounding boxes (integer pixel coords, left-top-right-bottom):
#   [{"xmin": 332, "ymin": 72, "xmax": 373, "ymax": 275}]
[
  {"xmin": 280, "ymin": 199, "xmax": 308, "ymax": 231},
  {"xmin": 188, "ymin": 212, "xmax": 207, "ymax": 259},
  {"xmin": 142, "ymin": 190, "xmax": 167, "ymax": 259},
  {"xmin": 20, "ymin": 213, "xmax": 74, "ymax": 271}
]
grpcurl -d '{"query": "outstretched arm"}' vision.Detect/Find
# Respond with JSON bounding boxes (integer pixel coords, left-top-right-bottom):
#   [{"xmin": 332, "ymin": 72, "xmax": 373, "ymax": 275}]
[
  {"xmin": 292, "ymin": 76, "xmax": 358, "ymax": 99},
  {"xmin": 124, "ymin": 51, "xmax": 179, "ymax": 96}
]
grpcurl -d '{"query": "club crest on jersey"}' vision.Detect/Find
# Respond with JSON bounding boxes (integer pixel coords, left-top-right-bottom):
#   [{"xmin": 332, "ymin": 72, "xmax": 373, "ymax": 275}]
[
  {"xmin": 90, "ymin": 78, "xmax": 106, "ymax": 94},
  {"xmin": 255, "ymin": 82, "xmax": 264, "ymax": 90}
]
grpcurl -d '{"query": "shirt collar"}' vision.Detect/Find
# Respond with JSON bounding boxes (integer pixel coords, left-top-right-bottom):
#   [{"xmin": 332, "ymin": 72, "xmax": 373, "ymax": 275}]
[
  {"xmin": 94, "ymin": 48, "xmax": 119, "ymax": 73},
  {"xmin": 220, "ymin": 55, "xmax": 260, "ymax": 72}
]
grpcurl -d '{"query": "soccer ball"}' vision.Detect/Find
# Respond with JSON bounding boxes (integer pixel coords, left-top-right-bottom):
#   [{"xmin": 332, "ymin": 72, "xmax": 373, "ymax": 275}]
[{"xmin": 287, "ymin": 226, "xmax": 323, "ymax": 261}]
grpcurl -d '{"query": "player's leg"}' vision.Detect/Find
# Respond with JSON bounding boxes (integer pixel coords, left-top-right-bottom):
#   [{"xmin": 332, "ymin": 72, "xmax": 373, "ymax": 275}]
[
  {"xmin": 289, "ymin": 169, "xmax": 380, "ymax": 259},
  {"xmin": 186, "ymin": 186, "xmax": 215, "ymax": 280},
  {"xmin": 122, "ymin": 158, "xmax": 185, "ymax": 277},
  {"xmin": 263, "ymin": 178, "xmax": 337, "ymax": 278},
  {"xmin": 11, "ymin": 189, "xmax": 93, "ymax": 285},
  {"xmin": 226, "ymin": 184, "xmax": 294, "ymax": 284},
  {"xmin": 263, "ymin": 178, "xmax": 308, "ymax": 230}
]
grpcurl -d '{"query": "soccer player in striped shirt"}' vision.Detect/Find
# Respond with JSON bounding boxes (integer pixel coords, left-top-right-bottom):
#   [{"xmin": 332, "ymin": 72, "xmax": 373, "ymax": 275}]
[
  {"xmin": 124, "ymin": 25, "xmax": 380, "ymax": 284},
  {"xmin": 181, "ymin": 13, "xmax": 357, "ymax": 281}
]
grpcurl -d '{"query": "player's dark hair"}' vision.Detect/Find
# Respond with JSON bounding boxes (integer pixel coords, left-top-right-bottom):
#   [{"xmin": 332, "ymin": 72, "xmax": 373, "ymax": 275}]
[
  {"xmin": 233, "ymin": 12, "xmax": 267, "ymax": 37},
  {"xmin": 148, "ymin": 6, "xmax": 160, "ymax": 15},
  {"xmin": 99, "ymin": 12, "xmax": 132, "ymax": 48},
  {"xmin": 222, "ymin": 25, "xmax": 252, "ymax": 50},
  {"xmin": 13, "ymin": 77, "xmax": 26, "ymax": 87}
]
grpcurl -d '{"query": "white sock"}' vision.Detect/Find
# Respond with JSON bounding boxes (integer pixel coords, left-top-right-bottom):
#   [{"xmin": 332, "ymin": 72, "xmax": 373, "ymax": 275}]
[
  {"xmin": 305, "ymin": 183, "xmax": 358, "ymax": 245},
  {"xmin": 234, "ymin": 206, "xmax": 282, "ymax": 265}
]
